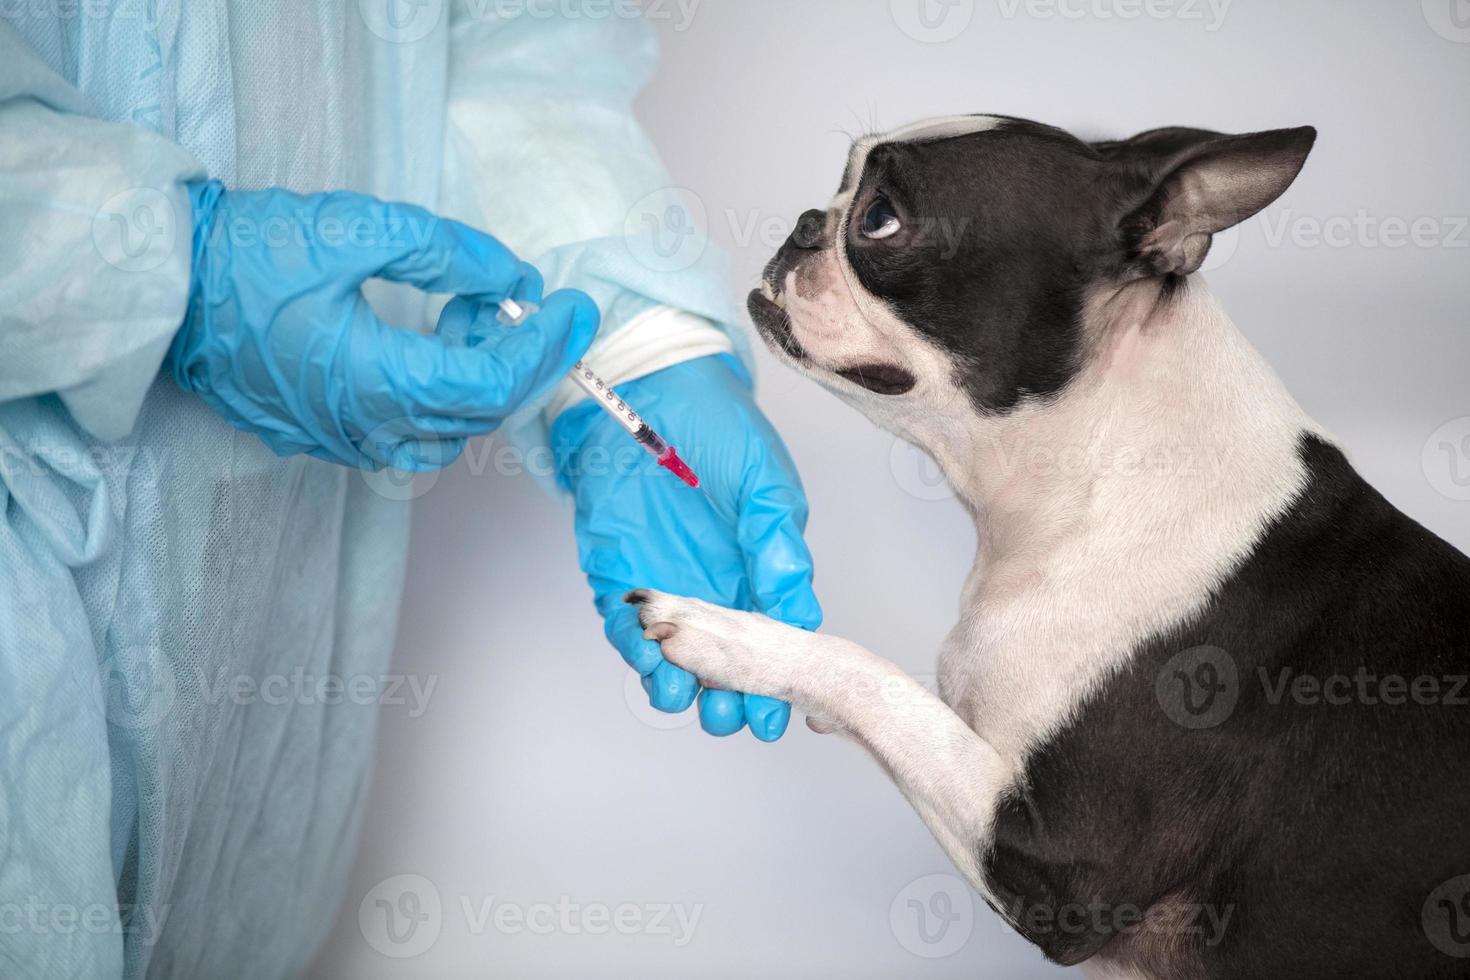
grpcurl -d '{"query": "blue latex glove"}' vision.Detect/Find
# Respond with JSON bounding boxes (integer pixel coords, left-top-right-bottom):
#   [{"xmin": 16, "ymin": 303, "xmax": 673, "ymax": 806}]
[
  {"xmin": 167, "ymin": 180, "xmax": 599, "ymax": 470},
  {"xmin": 553, "ymin": 354, "xmax": 822, "ymax": 740}
]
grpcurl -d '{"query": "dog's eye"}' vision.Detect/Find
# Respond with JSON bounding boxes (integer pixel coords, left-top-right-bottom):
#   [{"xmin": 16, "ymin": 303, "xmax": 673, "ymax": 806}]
[{"xmin": 860, "ymin": 196, "xmax": 902, "ymax": 240}]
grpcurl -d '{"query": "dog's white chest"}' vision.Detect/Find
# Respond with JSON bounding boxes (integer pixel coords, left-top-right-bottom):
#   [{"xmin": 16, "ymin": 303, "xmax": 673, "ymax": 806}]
[
  {"xmin": 937, "ymin": 587, "xmax": 1127, "ymax": 762},
  {"xmin": 934, "ymin": 515, "xmax": 1280, "ymax": 762}
]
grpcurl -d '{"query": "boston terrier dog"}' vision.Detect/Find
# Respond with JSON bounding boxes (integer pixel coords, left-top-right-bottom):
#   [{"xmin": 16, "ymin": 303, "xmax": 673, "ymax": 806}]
[{"xmin": 627, "ymin": 115, "xmax": 1470, "ymax": 979}]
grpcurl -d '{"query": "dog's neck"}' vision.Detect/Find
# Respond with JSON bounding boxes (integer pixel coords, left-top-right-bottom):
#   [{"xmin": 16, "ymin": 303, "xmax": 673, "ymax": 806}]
[
  {"xmin": 913, "ymin": 278, "xmax": 1321, "ymax": 753},
  {"xmin": 925, "ymin": 278, "xmax": 1318, "ymax": 601}
]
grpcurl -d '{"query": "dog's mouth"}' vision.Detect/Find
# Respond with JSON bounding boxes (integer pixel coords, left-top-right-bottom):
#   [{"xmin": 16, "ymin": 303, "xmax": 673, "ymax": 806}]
[
  {"xmin": 747, "ymin": 289, "xmax": 807, "ymax": 361},
  {"xmin": 834, "ymin": 363, "xmax": 917, "ymax": 395},
  {"xmin": 747, "ymin": 289, "xmax": 917, "ymax": 397}
]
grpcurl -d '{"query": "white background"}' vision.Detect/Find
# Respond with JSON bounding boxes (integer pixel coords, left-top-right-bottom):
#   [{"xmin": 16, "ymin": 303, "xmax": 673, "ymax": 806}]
[{"xmin": 314, "ymin": 1, "xmax": 1469, "ymax": 976}]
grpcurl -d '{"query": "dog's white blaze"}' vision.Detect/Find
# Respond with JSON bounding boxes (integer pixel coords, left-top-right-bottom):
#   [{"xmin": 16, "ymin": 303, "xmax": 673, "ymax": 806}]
[
  {"xmin": 885, "ymin": 113, "xmax": 1007, "ymax": 145},
  {"xmin": 851, "ymin": 114, "xmax": 1007, "ymax": 165},
  {"xmin": 802, "ymin": 116, "xmax": 1013, "ymax": 407},
  {"xmin": 844, "ymin": 114, "xmax": 1007, "ymax": 194}
]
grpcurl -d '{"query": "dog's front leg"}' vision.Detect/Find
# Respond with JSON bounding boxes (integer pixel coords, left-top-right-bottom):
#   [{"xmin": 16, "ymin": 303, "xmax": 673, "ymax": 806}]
[{"xmin": 626, "ymin": 590, "xmax": 1015, "ymax": 898}]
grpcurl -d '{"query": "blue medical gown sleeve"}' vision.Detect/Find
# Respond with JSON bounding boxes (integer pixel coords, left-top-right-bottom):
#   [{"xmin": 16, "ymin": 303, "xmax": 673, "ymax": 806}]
[
  {"xmin": 0, "ymin": 25, "xmax": 205, "ymax": 980},
  {"xmin": 0, "ymin": 23, "xmax": 204, "ymax": 440},
  {"xmin": 439, "ymin": 5, "xmax": 748, "ymax": 455}
]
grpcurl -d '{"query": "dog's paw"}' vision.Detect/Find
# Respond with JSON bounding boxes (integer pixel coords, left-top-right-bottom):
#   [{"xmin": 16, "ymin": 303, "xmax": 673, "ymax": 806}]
[
  {"xmin": 623, "ymin": 589, "xmax": 798, "ymax": 700},
  {"xmin": 805, "ymin": 715, "xmax": 844, "ymax": 736}
]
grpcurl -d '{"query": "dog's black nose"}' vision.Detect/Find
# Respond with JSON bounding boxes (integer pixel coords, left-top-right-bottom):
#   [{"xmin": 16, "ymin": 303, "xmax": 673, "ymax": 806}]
[
  {"xmin": 792, "ymin": 209, "xmax": 827, "ymax": 249},
  {"xmin": 763, "ymin": 208, "xmax": 830, "ymax": 289}
]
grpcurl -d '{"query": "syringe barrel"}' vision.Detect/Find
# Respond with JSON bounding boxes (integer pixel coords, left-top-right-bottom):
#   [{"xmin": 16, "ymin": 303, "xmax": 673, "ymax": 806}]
[
  {"xmin": 499, "ymin": 299, "xmax": 673, "ymax": 462},
  {"xmin": 568, "ymin": 362, "xmax": 645, "ymax": 440}
]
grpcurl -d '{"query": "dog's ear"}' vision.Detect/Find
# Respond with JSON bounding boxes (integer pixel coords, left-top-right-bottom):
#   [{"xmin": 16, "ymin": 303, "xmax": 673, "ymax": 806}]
[
  {"xmin": 1116, "ymin": 126, "xmax": 1316, "ymax": 277},
  {"xmin": 1091, "ymin": 126, "xmax": 1225, "ymax": 161}
]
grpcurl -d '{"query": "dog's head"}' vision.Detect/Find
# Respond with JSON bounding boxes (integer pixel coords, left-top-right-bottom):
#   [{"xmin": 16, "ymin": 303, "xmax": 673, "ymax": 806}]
[{"xmin": 749, "ymin": 114, "xmax": 1315, "ymax": 436}]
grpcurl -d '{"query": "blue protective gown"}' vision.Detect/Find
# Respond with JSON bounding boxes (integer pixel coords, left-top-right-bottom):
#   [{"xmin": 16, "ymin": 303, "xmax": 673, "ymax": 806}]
[{"xmin": 0, "ymin": 4, "xmax": 741, "ymax": 977}]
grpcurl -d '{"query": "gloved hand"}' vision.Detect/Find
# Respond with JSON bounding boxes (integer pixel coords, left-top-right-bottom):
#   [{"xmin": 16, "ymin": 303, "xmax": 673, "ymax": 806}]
[
  {"xmin": 553, "ymin": 354, "xmax": 821, "ymax": 740},
  {"xmin": 167, "ymin": 180, "xmax": 599, "ymax": 470}
]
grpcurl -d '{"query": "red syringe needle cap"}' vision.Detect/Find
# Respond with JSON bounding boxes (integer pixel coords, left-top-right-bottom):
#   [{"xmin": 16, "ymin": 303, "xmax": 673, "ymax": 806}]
[{"xmin": 657, "ymin": 448, "xmax": 700, "ymax": 489}]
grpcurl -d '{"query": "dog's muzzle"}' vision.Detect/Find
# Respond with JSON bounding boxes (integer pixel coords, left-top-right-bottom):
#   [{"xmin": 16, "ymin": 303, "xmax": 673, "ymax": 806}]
[{"xmin": 762, "ymin": 209, "xmax": 830, "ymax": 293}]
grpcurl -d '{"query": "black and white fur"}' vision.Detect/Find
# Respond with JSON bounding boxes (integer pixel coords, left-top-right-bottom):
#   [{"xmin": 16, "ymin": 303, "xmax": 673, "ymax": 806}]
[{"xmin": 627, "ymin": 115, "xmax": 1470, "ymax": 979}]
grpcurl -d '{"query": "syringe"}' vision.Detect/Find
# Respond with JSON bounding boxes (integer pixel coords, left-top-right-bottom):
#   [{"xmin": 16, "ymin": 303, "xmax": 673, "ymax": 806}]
[{"xmin": 497, "ymin": 297, "xmax": 700, "ymax": 489}]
